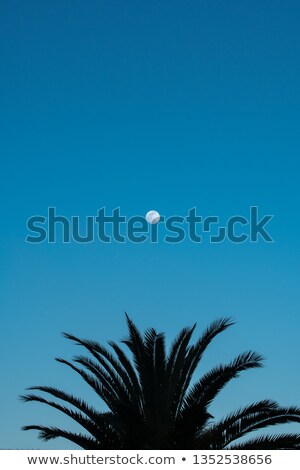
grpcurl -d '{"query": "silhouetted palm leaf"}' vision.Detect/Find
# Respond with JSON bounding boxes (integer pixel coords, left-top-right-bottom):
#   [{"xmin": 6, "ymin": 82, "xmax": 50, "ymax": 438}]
[
  {"xmin": 176, "ymin": 317, "xmax": 235, "ymax": 413},
  {"xmin": 22, "ymin": 426, "xmax": 101, "ymax": 449},
  {"xmin": 227, "ymin": 433, "xmax": 300, "ymax": 450}
]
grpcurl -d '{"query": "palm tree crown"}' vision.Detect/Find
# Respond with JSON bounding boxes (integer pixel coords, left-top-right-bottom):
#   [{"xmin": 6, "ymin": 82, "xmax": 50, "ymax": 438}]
[{"xmin": 21, "ymin": 315, "xmax": 300, "ymax": 449}]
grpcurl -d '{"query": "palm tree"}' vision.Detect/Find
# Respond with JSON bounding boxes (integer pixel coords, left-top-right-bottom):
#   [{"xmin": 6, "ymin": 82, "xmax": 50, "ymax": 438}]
[{"xmin": 21, "ymin": 315, "xmax": 300, "ymax": 449}]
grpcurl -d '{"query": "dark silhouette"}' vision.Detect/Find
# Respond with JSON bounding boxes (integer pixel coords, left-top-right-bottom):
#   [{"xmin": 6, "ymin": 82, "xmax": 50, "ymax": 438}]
[{"xmin": 21, "ymin": 315, "xmax": 300, "ymax": 449}]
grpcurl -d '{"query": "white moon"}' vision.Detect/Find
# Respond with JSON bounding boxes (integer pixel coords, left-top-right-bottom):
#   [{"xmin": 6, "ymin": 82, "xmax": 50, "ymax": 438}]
[{"xmin": 146, "ymin": 210, "xmax": 160, "ymax": 224}]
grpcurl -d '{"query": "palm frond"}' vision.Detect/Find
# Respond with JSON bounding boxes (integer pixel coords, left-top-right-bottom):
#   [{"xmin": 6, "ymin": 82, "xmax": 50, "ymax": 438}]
[
  {"xmin": 199, "ymin": 399, "xmax": 279, "ymax": 448},
  {"xmin": 55, "ymin": 358, "xmax": 118, "ymax": 413},
  {"xmin": 175, "ymin": 317, "xmax": 234, "ymax": 417},
  {"xmin": 227, "ymin": 433, "xmax": 300, "ymax": 450},
  {"xmin": 141, "ymin": 328, "xmax": 168, "ymax": 441},
  {"xmin": 20, "ymin": 393, "xmax": 108, "ymax": 439},
  {"xmin": 62, "ymin": 332, "xmax": 138, "ymax": 405},
  {"xmin": 183, "ymin": 351, "xmax": 263, "ymax": 412},
  {"xmin": 107, "ymin": 340, "xmax": 142, "ymax": 410},
  {"xmin": 73, "ymin": 354, "xmax": 130, "ymax": 406},
  {"xmin": 177, "ymin": 351, "xmax": 263, "ymax": 439},
  {"xmin": 22, "ymin": 425, "xmax": 100, "ymax": 449},
  {"xmin": 121, "ymin": 314, "xmax": 145, "ymax": 378},
  {"xmin": 21, "ymin": 385, "xmax": 103, "ymax": 423},
  {"xmin": 165, "ymin": 325, "xmax": 196, "ymax": 419},
  {"xmin": 218, "ymin": 405, "xmax": 300, "ymax": 448}
]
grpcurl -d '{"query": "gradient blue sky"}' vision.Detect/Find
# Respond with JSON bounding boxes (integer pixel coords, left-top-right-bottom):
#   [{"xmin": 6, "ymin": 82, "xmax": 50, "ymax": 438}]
[{"xmin": 1, "ymin": 0, "xmax": 299, "ymax": 449}]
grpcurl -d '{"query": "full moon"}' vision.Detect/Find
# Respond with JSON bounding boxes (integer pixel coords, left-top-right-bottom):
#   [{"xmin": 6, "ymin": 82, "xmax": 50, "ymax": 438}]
[{"xmin": 146, "ymin": 210, "xmax": 160, "ymax": 224}]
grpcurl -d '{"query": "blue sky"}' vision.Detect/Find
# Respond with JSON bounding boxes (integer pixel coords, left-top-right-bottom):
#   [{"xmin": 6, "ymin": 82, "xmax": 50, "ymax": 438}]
[{"xmin": 1, "ymin": 1, "xmax": 299, "ymax": 449}]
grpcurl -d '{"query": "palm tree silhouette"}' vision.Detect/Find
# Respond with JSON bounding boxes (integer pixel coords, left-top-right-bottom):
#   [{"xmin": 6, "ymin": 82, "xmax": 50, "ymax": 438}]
[{"xmin": 21, "ymin": 315, "xmax": 300, "ymax": 449}]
